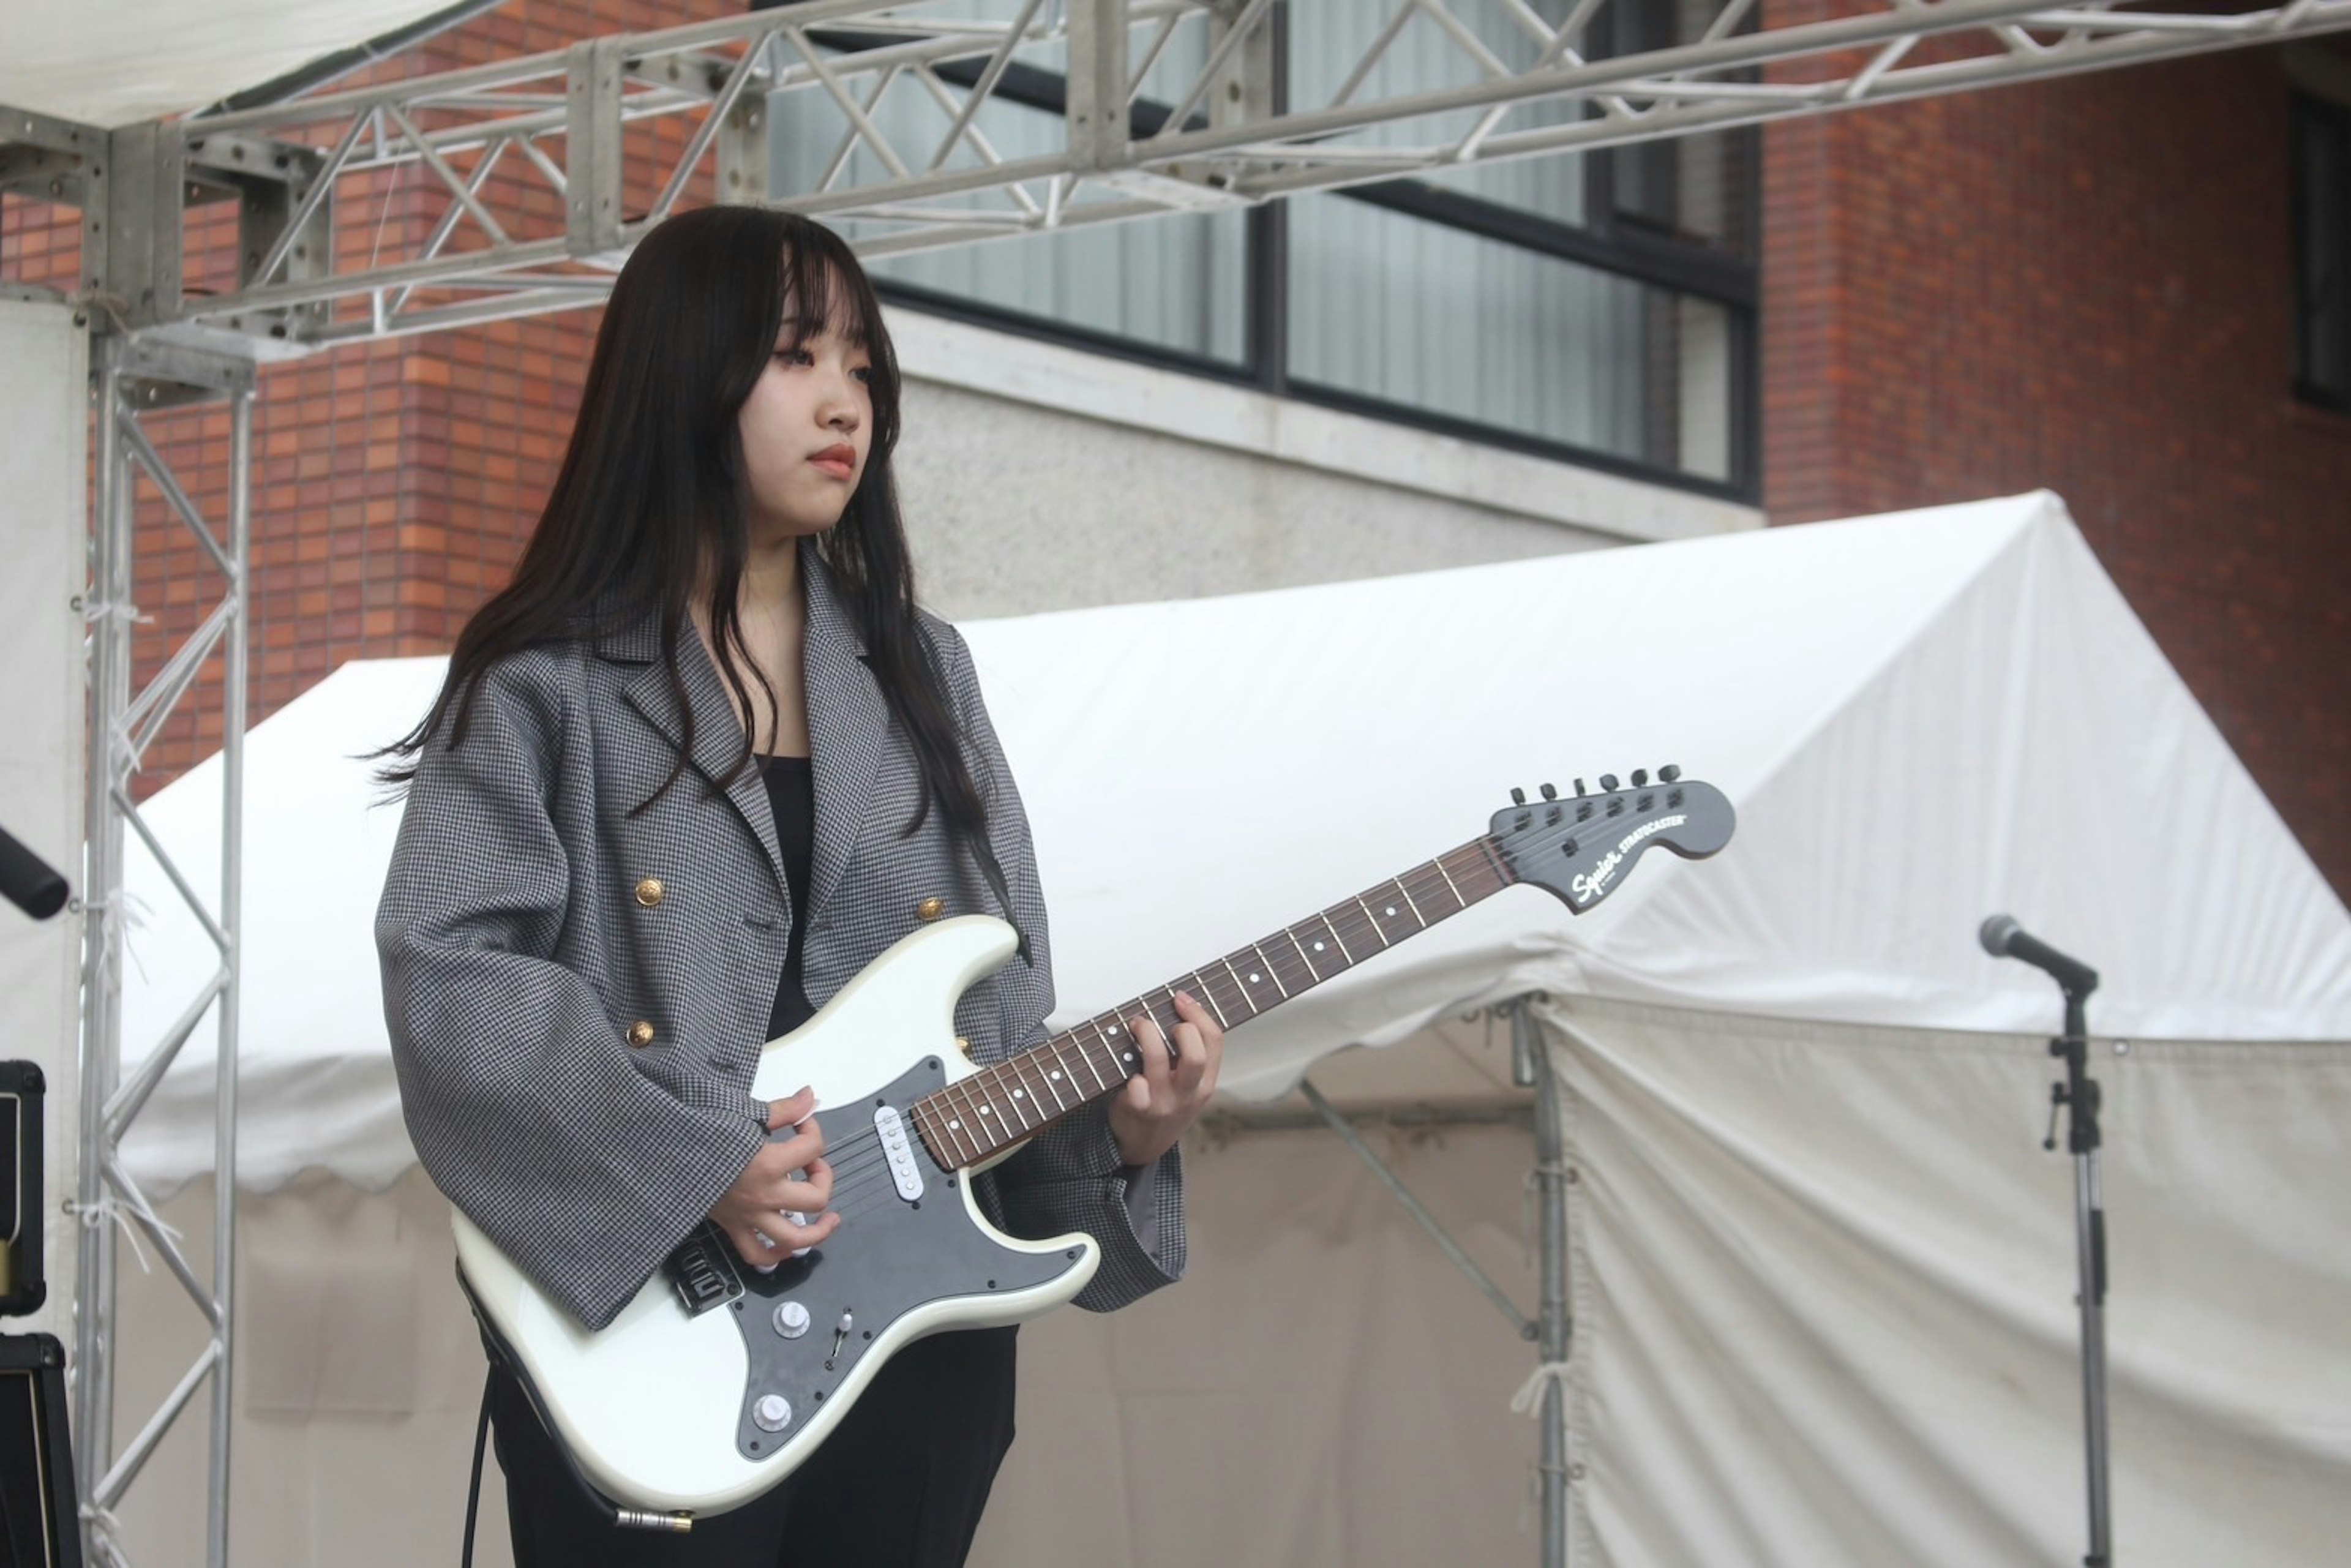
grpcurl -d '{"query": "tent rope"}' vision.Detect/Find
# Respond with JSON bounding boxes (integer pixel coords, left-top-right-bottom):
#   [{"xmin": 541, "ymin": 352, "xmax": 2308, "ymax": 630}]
[{"xmin": 1508, "ymin": 1359, "xmax": 1572, "ymax": 1420}]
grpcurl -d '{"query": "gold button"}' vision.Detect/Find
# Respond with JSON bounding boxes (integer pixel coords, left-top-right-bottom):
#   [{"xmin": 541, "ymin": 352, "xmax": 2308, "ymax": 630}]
[
  {"xmin": 916, "ymin": 896, "xmax": 946, "ymax": 923},
  {"xmin": 634, "ymin": 877, "xmax": 664, "ymax": 908},
  {"xmin": 628, "ymin": 1020, "xmax": 656, "ymax": 1048},
  {"xmin": 955, "ymin": 1036, "xmax": 973, "ymax": 1059}
]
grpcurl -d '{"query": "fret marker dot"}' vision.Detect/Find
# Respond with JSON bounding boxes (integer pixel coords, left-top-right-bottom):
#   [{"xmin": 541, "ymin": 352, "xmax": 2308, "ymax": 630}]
[
  {"xmin": 978, "ymin": 1105, "xmax": 992, "ymax": 1116},
  {"xmin": 1123, "ymin": 1052, "xmax": 1136, "ymax": 1063},
  {"xmin": 1313, "ymin": 940, "xmax": 1325, "ymax": 952},
  {"xmin": 1049, "ymin": 1070, "xmax": 1062, "ymax": 1081},
  {"xmin": 1385, "ymin": 906, "xmax": 1397, "ymax": 917},
  {"xmin": 1247, "ymin": 973, "xmax": 1261, "ymax": 983},
  {"xmin": 948, "ymin": 1119, "xmax": 961, "ymax": 1130},
  {"xmin": 1013, "ymin": 1088, "xmax": 1026, "ymax": 1099}
]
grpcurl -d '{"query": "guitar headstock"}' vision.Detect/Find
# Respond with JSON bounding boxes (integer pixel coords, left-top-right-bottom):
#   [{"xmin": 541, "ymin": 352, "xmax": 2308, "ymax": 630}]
[{"xmin": 1490, "ymin": 767, "xmax": 1734, "ymax": 914}]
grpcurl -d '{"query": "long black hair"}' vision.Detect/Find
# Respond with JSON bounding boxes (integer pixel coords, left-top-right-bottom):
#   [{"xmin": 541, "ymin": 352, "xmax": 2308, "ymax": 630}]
[{"xmin": 383, "ymin": 206, "xmax": 1021, "ymax": 939}]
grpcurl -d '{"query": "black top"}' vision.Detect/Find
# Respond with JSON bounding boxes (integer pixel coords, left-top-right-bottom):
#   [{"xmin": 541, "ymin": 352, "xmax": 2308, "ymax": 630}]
[{"xmin": 762, "ymin": 755, "xmax": 817, "ymax": 1040}]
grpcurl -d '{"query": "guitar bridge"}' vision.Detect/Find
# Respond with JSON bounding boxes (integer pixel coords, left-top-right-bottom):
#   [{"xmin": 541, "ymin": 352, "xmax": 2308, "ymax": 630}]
[{"xmin": 662, "ymin": 1221, "xmax": 745, "ymax": 1318}]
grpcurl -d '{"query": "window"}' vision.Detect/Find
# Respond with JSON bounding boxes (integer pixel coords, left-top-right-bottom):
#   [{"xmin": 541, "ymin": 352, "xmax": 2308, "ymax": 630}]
[
  {"xmin": 2296, "ymin": 94, "xmax": 2351, "ymax": 411},
  {"xmin": 763, "ymin": 5, "xmax": 1757, "ymax": 496}
]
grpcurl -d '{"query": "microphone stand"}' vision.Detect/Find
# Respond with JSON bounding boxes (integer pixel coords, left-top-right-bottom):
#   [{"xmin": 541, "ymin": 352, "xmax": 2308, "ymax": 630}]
[{"xmin": 2042, "ymin": 980, "xmax": 2112, "ymax": 1567}]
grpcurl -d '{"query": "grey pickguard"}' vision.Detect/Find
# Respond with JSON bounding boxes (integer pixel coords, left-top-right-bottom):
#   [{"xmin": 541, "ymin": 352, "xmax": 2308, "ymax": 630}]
[{"xmin": 700, "ymin": 1056, "xmax": 1084, "ymax": 1463}]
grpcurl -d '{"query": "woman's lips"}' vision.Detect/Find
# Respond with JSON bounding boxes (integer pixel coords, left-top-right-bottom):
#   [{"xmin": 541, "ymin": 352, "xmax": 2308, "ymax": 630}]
[{"xmin": 809, "ymin": 445, "xmax": 857, "ymax": 481}]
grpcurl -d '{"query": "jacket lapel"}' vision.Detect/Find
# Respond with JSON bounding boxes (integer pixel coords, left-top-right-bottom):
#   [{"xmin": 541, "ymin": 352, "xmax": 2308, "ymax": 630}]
[
  {"xmin": 800, "ymin": 546, "xmax": 888, "ymax": 927},
  {"xmin": 610, "ymin": 615, "xmax": 789, "ymax": 898}
]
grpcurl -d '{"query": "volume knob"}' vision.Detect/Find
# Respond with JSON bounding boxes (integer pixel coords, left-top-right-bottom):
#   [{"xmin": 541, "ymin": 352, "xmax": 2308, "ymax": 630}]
[
  {"xmin": 752, "ymin": 1394, "xmax": 793, "ymax": 1432},
  {"xmin": 773, "ymin": 1300, "xmax": 811, "ymax": 1338}
]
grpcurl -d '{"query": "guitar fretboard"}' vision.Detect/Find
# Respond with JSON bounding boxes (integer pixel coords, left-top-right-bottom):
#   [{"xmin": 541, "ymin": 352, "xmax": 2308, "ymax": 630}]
[{"xmin": 907, "ymin": 836, "xmax": 1516, "ymax": 1170}]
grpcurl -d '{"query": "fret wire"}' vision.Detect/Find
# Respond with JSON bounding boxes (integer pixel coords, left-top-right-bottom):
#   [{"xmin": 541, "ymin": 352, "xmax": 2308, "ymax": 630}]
[
  {"xmin": 1188, "ymin": 972, "xmax": 1232, "ymax": 1030},
  {"xmin": 1111, "ymin": 1009, "xmax": 1148, "ymax": 1072},
  {"xmin": 948, "ymin": 1076, "xmax": 994, "ymax": 1157},
  {"xmin": 1019, "ymin": 1051, "xmax": 1059, "ymax": 1123},
  {"xmin": 1317, "ymin": 910, "xmax": 1355, "ymax": 964},
  {"xmin": 1286, "ymin": 925, "xmax": 1325, "ymax": 981},
  {"xmin": 1093, "ymin": 1015, "xmax": 1134, "ymax": 1083},
  {"xmin": 1395, "ymin": 873, "xmax": 1427, "ymax": 926},
  {"xmin": 1216, "ymin": 956, "xmax": 1260, "ymax": 1018},
  {"xmin": 1354, "ymin": 895, "xmax": 1393, "ymax": 947},
  {"xmin": 1037, "ymin": 1037, "xmax": 1075, "ymax": 1112},
  {"xmin": 929, "ymin": 1086, "xmax": 978, "ymax": 1166},
  {"xmin": 1076, "ymin": 1021, "xmax": 1114, "ymax": 1092},
  {"xmin": 1247, "ymin": 941, "xmax": 1291, "ymax": 1000},
  {"xmin": 997, "ymin": 1060, "xmax": 1038, "ymax": 1132},
  {"xmin": 1433, "ymin": 855, "xmax": 1467, "ymax": 907}
]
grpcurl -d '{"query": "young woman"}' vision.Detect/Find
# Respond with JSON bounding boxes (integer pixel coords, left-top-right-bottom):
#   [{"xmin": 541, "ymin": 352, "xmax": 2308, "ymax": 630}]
[{"xmin": 377, "ymin": 206, "xmax": 1223, "ymax": 1566}]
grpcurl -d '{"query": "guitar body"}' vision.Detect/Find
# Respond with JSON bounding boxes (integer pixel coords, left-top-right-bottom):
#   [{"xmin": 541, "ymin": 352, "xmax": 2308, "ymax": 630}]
[{"xmin": 451, "ymin": 915, "xmax": 1100, "ymax": 1520}]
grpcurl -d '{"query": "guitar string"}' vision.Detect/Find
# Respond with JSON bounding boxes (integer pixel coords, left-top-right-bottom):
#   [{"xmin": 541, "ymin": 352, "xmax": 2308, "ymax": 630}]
[{"xmin": 771, "ymin": 847, "xmax": 1510, "ymax": 1216}]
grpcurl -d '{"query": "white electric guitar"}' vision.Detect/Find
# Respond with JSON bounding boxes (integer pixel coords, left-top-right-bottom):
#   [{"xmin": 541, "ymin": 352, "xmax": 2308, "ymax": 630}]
[{"xmin": 452, "ymin": 770, "xmax": 1734, "ymax": 1528}]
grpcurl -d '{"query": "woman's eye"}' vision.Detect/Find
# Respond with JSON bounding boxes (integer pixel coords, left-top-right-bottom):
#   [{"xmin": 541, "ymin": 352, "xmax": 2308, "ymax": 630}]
[
  {"xmin": 850, "ymin": 366, "xmax": 873, "ymax": 383},
  {"xmin": 773, "ymin": 347, "xmax": 812, "ymax": 365}
]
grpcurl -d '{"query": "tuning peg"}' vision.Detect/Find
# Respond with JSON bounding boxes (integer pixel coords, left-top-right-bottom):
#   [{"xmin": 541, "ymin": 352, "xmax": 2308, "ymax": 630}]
[
  {"xmin": 1539, "ymin": 782, "xmax": 1558, "ymax": 801},
  {"xmin": 1573, "ymin": 779, "xmax": 1587, "ymax": 797},
  {"xmin": 1599, "ymin": 773, "xmax": 1620, "ymax": 792},
  {"xmin": 1659, "ymin": 764, "xmax": 1681, "ymax": 783},
  {"xmin": 1510, "ymin": 786, "xmax": 1526, "ymax": 806},
  {"xmin": 1630, "ymin": 768, "xmax": 1648, "ymax": 787}
]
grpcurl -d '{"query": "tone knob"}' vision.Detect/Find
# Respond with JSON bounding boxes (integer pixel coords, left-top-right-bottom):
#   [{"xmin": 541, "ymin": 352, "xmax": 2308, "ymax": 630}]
[
  {"xmin": 773, "ymin": 1300, "xmax": 811, "ymax": 1338},
  {"xmin": 752, "ymin": 1394, "xmax": 792, "ymax": 1432}
]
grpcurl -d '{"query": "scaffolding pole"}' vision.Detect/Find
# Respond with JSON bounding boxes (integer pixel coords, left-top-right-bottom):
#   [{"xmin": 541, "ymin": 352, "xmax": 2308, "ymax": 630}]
[{"xmin": 72, "ymin": 340, "xmax": 253, "ymax": 1568}]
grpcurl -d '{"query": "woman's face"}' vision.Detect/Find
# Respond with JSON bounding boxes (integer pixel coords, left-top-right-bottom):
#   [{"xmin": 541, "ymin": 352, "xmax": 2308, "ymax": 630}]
[{"xmin": 736, "ymin": 305, "xmax": 874, "ymax": 541}]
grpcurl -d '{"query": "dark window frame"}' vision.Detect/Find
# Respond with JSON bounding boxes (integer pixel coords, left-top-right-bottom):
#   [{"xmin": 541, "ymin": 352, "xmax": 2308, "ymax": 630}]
[
  {"xmin": 803, "ymin": 20, "xmax": 1761, "ymax": 502},
  {"xmin": 2294, "ymin": 92, "xmax": 2351, "ymax": 413}
]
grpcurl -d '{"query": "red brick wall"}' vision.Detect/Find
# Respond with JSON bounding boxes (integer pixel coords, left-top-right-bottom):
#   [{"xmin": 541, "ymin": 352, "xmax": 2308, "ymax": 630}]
[
  {"xmin": 0, "ymin": 2, "xmax": 710, "ymax": 783},
  {"xmin": 1763, "ymin": 36, "xmax": 2351, "ymax": 898}
]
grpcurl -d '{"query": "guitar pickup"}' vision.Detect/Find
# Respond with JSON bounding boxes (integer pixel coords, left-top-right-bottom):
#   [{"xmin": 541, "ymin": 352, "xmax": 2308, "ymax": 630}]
[{"xmin": 875, "ymin": 1105, "xmax": 925, "ymax": 1202}]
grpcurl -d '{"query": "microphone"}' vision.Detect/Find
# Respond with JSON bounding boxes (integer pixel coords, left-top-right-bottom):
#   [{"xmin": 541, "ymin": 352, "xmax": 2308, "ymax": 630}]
[
  {"xmin": 0, "ymin": 825, "xmax": 70, "ymax": 921},
  {"xmin": 1979, "ymin": 915, "xmax": 2098, "ymax": 996}
]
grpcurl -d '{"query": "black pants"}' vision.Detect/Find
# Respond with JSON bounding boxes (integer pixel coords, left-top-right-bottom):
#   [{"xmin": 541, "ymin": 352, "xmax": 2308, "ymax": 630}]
[{"xmin": 489, "ymin": 1327, "xmax": 1019, "ymax": 1567}]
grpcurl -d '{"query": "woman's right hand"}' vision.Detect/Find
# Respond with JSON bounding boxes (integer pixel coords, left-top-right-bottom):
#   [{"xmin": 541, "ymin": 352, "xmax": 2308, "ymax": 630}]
[{"xmin": 710, "ymin": 1086, "xmax": 839, "ymax": 1269}]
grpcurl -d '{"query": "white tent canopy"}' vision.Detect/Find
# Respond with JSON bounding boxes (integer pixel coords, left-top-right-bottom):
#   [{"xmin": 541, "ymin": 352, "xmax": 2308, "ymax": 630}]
[
  {"xmin": 119, "ymin": 491, "xmax": 2351, "ymax": 1187},
  {"xmin": 0, "ymin": 2, "xmax": 467, "ymax": 127},
  {"xmin": 113, "ymin": 492, "xmax": 2351, "ymax": 1565}
]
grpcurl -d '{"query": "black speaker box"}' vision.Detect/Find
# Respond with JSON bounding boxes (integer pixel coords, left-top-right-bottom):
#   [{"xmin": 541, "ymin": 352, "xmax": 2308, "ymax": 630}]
[
  {"xmin": 0, "ymin": 1063, "xmax": 43, "ymax": 1319},
  {"xmin": 0, "ymin": 1334, "xmax": 78, "ymax": 1568}
]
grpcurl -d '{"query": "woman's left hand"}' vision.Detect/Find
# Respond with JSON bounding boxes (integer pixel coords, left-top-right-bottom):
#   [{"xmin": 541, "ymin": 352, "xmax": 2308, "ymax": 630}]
[{"xmin": 1108, "ymin": 989, "xmax": 1224, "ymax": 1166}]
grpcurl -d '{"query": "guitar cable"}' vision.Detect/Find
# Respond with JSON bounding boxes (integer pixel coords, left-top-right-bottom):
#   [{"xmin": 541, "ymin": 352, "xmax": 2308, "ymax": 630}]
[{"xmin": 461, "ymin": 1368, "xmax": 492, "ymax": 1568}]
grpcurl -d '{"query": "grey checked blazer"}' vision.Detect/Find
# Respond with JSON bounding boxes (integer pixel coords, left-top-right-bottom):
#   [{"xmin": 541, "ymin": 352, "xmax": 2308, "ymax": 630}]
[{"xmin": 377, "ymin": 548, "xmax": 1183, "ymax": 1331}]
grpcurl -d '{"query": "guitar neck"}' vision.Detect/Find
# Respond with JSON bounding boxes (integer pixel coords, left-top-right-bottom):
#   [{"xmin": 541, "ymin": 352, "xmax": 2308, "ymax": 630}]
[{"xmin": 910, "ymin": 835, "xmax": 1517, "ymax": 1169}]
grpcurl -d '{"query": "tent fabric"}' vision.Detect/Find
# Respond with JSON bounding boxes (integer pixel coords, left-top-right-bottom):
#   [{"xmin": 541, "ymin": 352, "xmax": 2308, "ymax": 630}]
[
  {"xmin": 0, "ymin": 2, "xmax": 471, "ymax": 127},
  {"xmin": 1544, "ymin": 993, "xmax": 2351, "ymax": 1567},
  {"xmin": 116, "ymin": 491, "xmax": 2351, "ymax": 1191},
  {"xmin": 110, "ymin": 1122, "xmax": 1551, "ymax": 1568}
]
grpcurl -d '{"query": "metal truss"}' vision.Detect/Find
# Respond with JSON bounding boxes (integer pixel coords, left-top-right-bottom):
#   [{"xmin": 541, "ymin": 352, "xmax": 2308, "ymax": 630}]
[
  {"xmin": 7, "ymin": 0, "xmax": 2351, "ymax": 352},
  {"xmin": 73, "ymin": 339, "xmax": 254, "ymax": 1568}
]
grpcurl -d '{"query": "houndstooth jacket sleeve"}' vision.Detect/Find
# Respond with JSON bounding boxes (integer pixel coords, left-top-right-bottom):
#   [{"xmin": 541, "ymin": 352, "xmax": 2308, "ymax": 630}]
[{"xmin": 377, "ymin": 550, "xmax": 1181, "ymax": 1332}]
